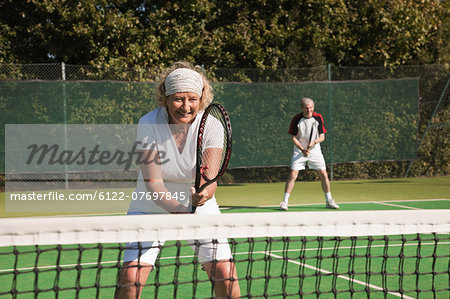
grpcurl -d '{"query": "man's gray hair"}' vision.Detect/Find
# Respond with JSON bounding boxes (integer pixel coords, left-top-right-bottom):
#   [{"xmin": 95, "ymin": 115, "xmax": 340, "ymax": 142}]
[{"xmin": 301, "ymin": 97, "xmax": 314, "ymax": 108}]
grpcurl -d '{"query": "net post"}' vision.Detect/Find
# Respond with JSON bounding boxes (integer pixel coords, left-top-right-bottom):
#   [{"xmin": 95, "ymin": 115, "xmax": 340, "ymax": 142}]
[
  {"xmin": 327, "ymin": 63, "xmax": 334, "ymax": 181},
  {"xmin": 62, "ymin": 61, "xmax": 68, "ymax": 189}
]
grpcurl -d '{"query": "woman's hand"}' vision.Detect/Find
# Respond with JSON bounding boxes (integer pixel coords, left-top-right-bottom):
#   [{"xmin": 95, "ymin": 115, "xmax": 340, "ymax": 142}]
[
  {"xmin": 191, "ymin": 186, "xmax": 209, "ymax": 207},
  {"xmin": 171, "ymin": 204, "xmax": 190, "ymax": 214}
]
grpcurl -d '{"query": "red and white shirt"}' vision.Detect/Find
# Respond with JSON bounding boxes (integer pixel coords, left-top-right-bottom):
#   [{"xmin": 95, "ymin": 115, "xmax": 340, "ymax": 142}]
[{"xmin": 288, "ymin": 112, "xmax": 326, "ymax": 154}]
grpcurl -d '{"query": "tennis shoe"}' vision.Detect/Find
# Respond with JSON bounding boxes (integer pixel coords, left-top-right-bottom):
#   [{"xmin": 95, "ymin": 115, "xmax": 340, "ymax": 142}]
[
  {"xmin": 326, "ymin": 199, "xmax": 340, "ymax": 209},
  {"xmin": 280, "ymin": 201, "xmax": 288, "ymax": 211}
]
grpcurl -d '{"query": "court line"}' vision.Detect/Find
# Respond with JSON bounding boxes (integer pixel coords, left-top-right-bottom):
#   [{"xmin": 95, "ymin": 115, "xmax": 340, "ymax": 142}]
[
  {"xmin": 372, "ymin": 201, "xmax": 422, "ymax": 210},
  {"xmin": 257, "ymin": 198, "xmax": 449, "ymax": 208},
  {"xmin": 267, "ymin": 252, "xmax": 414, "ymax": 299},
  {"xmin": 12, "ymin": 199, "xmax": 448, "ymax": 216},
  {"xmin": 368, "ymin": 198, "xmax": 449, "ymax": 202}
]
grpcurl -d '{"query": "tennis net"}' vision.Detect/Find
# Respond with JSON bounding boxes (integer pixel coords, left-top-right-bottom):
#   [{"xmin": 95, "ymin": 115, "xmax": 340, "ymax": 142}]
[{"xmin": 0, "ymin": 210, "xmax": 449, "ymax": 298}]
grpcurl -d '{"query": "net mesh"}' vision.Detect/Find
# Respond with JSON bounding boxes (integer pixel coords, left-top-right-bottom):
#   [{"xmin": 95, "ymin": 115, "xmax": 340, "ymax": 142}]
[{"xmin": 0, "ymin": 210, "xmax": 449, "ymax": 298}]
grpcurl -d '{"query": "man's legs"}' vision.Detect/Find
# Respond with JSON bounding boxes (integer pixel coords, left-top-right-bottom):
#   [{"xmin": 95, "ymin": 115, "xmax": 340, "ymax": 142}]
[
  {"xmin": 280, "ymin": 169, "xmax": 299, "ymax": 210},
  {"xmin": 317, "ymin": 169, "xmax": 339, "ymax": 209},
  {"xmin": 285, "ymin": 169, "xmax": 299, "ymax": 194}
]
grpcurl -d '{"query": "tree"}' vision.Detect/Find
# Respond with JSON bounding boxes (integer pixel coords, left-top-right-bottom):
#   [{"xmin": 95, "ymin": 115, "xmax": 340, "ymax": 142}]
[{"xmin": 0, "ymin": 0, "xmax": 447, "ymax": 69}]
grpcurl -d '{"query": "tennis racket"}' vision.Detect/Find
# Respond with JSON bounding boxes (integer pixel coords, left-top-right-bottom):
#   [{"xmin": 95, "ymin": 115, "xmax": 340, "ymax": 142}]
[
  {"xmin": 192, "ymin": 103, "xmax": 232, "ymax": 212},
  {"xmin": 306, "ymin": 125, "xmax": 314, "ymax": 151}
]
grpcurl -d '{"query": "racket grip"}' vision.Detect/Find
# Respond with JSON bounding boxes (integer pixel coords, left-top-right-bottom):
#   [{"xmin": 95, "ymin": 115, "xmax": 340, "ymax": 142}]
[
  {"xmin": 191, "ymin": 184, "xmax": 207, "ymax": 213},
  {"xmin": 191, "ymin": 186, "xmax": 199, "ymax": 213}
]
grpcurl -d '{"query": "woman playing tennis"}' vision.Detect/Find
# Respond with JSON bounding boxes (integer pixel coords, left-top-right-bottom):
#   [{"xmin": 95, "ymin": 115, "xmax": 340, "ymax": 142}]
[{"xmin": 115, "ymin": 61, "xmax": 240, "ymax": 298}]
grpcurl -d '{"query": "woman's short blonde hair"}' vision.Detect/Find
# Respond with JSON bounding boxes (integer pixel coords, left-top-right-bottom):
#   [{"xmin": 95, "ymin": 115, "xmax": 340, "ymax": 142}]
[{"xmin": 156, "ymin": 61, "xmax": 213, "ymax": 111}]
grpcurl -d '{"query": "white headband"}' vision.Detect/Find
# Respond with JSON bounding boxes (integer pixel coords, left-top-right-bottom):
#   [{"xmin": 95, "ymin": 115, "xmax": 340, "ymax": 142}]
[{"xmin": 164, "ymin": 68, "xmax": 204, "ymax": 97}]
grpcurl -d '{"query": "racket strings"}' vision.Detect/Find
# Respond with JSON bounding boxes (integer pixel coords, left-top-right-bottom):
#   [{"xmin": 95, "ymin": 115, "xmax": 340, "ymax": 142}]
[{"xmin": 198, "ymin": 108, "xmax": 229, "ymax": 181}]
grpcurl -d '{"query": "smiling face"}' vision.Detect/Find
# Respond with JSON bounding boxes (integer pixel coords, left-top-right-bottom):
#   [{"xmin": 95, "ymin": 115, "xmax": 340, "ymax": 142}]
[
  {"xmin": 302, "ymin": 101, "xmax": 315, "ymax": 119},
  {"xmin": 166, "ymin": 92, "xmax": 201, "ymax": 124}
]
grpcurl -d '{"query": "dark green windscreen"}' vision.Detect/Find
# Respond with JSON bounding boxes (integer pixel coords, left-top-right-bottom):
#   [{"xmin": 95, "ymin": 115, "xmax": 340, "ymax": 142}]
[
  {"xmin": 214, "ymin": 79, "xmax": 418, "ymax": 167},
  {"xmin": 0, "ymin": 78, "xmax": 418, "ymax": 170}
]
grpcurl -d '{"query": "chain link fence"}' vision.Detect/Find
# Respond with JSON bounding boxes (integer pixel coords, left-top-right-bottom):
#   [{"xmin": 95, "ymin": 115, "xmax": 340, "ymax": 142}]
[{"xmin": 0, "ymin": 63, "xmax": 448, "ymax": 187}]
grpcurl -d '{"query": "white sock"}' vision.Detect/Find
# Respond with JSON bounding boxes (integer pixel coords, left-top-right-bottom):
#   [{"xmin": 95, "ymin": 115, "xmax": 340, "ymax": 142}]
[
  {"xmin": 325, "ymin": 192, "xmax": 332, "ymax": 201},
  {"xmin": 283, "ymin": 193, "xmax": 290, "ymax": 203}
]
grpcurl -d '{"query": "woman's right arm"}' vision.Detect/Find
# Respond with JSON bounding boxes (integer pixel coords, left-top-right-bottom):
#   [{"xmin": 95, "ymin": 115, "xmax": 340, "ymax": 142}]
[{"xmin": 139, "ymin": 150, "xmax": 189, "ymax": 213}]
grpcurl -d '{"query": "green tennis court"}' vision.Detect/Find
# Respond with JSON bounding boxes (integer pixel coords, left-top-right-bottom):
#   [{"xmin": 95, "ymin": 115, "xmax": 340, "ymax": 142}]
[
  {"xmin": 0, "ymin": 177, "xmax": 449, "ymax": 297},
  {"xmin": 1, "ymin": 176, "xmax": 449, "ymax": 218},
  {"xmin": 0, "ymin": 200, "xmax": 449, "ymax": 298}
]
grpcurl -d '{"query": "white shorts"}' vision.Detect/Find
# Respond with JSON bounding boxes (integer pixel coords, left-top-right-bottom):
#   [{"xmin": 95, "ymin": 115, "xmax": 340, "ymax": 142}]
[
  {"xmin": 123, "ymin": 199, "xmax": 232, "ymax": 265},
  {"xmin": 290, "ymin": 150, "xmax": 326, "ymax": 171}
]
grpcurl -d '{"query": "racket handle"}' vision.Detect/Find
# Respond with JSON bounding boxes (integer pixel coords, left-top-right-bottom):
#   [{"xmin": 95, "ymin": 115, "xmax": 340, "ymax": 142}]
[{"xmin": 191, "ymin": 184, "xmax": 208, "ymax": 213}]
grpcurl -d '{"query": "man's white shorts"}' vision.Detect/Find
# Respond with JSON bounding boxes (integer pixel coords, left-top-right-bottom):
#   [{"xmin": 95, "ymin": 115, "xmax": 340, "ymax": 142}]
[
  {"xmin": 290, "ymin": 150, "xmax": 326, "ymax": 171},
  {"xmin": 123, "ymin": 201, "xmax": 232, "ymax": 266}
]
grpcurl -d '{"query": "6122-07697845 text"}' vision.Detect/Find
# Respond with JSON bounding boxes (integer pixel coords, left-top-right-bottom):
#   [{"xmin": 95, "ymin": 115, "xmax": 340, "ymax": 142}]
[{"xmin": 8, "ymin": 191, "xmax": 186, "ymax": 201}]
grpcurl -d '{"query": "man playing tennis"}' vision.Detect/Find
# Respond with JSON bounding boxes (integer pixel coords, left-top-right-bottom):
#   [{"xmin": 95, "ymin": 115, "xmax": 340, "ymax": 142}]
[{"xmin": 280, "ymin": 97, "xmax": 339, "ymax": 210}]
